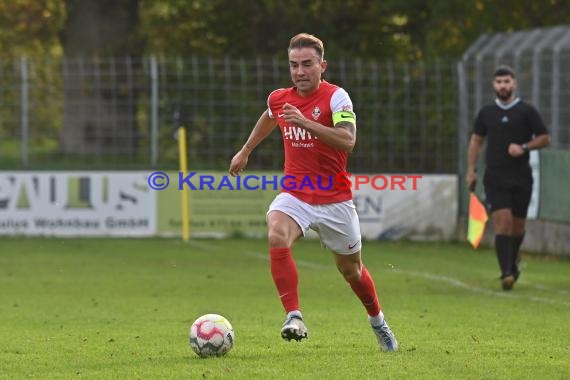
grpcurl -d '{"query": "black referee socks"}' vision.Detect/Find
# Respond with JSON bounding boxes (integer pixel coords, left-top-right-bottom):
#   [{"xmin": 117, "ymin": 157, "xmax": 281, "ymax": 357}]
[
  {"xmin": 512, "ymin": 234, "xmax": 525, "ymax": 279},
  {"xmin": 495, "ymin": 234, "xmax": 514, "ymax": 278}
]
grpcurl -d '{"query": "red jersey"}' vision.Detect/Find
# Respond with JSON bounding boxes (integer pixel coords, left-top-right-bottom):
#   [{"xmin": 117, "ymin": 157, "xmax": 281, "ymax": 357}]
[{"xmin": 267, "ymin": 80, "xmax": 355, "ymax": 205}]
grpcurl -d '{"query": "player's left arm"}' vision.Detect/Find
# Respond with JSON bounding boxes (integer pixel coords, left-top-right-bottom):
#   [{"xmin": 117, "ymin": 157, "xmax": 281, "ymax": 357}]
[{"xmin": 285, "ymin": 105, "xmax": 355, "ymax": 152}]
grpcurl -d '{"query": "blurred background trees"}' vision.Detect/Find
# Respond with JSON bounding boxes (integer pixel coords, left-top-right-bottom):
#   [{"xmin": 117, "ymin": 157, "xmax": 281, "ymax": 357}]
[
  {"xmin": 1, "ymin": 0, "xmax": 567, "ymax": 60},
  {"xmin": 0, "ymin": 0, "xmax": 567, "ymax": 165}
]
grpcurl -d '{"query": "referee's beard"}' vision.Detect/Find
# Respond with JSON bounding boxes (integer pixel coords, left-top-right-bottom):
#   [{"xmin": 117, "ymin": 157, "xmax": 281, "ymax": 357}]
[{"xmin": 495, "ymin": 89, "xmax": 513, "ymax": 102}]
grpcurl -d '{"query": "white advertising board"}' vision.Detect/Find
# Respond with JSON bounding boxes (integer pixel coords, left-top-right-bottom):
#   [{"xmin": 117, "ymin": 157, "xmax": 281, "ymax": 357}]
[
  {"xmin": 352, "ymin": 174, "xmax": 457, "ymax": 241},
  {"xmin": 0, "ymin": 172, "xmax": 156, "ymax": 236}
]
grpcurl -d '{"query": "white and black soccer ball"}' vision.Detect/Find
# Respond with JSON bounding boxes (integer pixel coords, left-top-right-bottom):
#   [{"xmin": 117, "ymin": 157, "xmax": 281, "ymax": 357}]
[{"xmin": 189, "ymin": 314, "xmax": 234, "ymax": 357}]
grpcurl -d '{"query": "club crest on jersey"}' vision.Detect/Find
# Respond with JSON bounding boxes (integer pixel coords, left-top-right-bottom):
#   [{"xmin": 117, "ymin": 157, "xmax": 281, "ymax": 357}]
[{"xmin": 312, "ymin": 106, "xmax": 321, "ymax": 120}]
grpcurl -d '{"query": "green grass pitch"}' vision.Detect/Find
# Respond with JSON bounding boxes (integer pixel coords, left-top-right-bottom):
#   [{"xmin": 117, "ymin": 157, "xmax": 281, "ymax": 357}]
[{"xmin": 1, "ymin": 238, "xmax": 569, "ymax": 379}]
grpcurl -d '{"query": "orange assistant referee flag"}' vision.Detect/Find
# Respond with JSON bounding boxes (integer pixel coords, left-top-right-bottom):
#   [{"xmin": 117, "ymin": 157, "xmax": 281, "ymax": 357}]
[{"xmin": 467, "ymin": 192, "xmax": 488, "ymax": 249}]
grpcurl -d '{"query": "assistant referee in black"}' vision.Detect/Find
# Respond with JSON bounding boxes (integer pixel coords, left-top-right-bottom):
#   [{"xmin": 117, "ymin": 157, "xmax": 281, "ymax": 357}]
[{"xmin": 466, "ymin": 65, "xmax": 550, "ymax": 291}]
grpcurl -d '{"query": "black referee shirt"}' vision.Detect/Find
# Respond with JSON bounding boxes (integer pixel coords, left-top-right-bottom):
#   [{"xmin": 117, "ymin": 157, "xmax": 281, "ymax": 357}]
[{"xmin": 473, "ymin": 98, "xmax": 548, "ymax": 174}]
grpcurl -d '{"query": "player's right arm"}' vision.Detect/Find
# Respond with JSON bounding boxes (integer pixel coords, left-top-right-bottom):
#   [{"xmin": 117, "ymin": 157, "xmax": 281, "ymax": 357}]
[
  {"xmin": 466, "ymin": 133, "xmax": 485, "ymax": 191},
  {"xmin": 229, "ymin": 110, "xmax": 277, "ymax": 177}
]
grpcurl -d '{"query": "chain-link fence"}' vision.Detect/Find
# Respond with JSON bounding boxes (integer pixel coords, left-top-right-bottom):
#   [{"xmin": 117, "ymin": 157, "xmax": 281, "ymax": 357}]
[{"xmin": 0, "ymin": 56, "xmax": 458, "ymax": 172}]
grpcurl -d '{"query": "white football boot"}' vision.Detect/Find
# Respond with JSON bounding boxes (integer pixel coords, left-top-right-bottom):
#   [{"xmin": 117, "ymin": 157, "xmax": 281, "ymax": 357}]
[
  {"xmin": 370, "ymin": 317, "xmax": 399, "ymax": 352},
  {"xmin": 280, "ymin": 315, "xmax": 308, "ymax": 341}
]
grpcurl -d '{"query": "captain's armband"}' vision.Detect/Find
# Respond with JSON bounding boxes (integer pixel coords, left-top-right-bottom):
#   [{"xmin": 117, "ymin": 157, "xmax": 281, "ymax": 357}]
[{"xmin": 332, "ymin": 110, "xmax": 356, "ymax": 126}]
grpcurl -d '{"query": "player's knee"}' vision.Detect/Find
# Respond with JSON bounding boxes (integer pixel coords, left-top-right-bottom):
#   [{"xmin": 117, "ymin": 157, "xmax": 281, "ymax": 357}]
[
  {"xmin": 267, "ymin": 229, "xmax": 289, "ymax": 248},
  {"xmin": 338, "ymin": 265, "xmax": 361, "ymax": 283}
]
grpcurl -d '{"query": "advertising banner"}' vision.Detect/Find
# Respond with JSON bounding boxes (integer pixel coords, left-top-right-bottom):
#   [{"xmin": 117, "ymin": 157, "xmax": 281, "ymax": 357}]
[
  {"xmin": 156, "ymin": 171, "xmax": 457, "ymax": 241},
  {"xmin": 353, "ymin": 174, "xmax": 457, "ymax": 240},
  {"xmin": 0, "ymin": 172, "xmax": 155, "ymax": 236},
  {"xmin": 1, "ymin": 171, "xmax": 457, "ymax": 240}
]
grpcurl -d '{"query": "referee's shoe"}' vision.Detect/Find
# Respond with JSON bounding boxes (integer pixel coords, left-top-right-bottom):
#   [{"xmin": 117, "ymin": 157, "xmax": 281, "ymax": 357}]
[{"xmin": 501, "ymin": 274, "xmax": 515, "ymax": 291}]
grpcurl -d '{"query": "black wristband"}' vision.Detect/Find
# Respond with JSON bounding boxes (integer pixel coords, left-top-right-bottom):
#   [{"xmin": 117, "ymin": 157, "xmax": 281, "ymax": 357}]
[{"xmin": 521, "ymin": 143, "xmax": 529, "ymax": 152}]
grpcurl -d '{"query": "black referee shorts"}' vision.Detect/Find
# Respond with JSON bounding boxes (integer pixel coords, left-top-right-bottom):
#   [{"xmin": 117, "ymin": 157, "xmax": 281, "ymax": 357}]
[{"xmin": 483, "ymin": 170, "xmax": 533, "ymax": 218}]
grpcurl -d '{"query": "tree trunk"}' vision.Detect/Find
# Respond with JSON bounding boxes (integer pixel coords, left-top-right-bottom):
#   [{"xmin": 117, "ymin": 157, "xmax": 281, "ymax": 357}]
[{"xmin": 60, "ymin": 0, "xmax": 142, "ymax": 157}]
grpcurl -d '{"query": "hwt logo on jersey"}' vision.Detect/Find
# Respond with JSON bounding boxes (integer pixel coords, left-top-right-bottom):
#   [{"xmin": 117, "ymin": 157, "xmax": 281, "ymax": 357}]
[
  {"xmin": 283, "ymin": 126, "xmax": 317, "ymax": 141},
  {"xmin": 283, "ymin": 126, "xmax": 317, "ymax": 148}
]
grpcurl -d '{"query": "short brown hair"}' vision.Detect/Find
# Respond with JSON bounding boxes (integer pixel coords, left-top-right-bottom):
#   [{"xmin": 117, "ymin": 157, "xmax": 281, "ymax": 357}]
[
  {"xmin": 494, "ymin": 65, "xmax": 515, "ymax": 78},
  {"xmin": 288, "ymin": 33, "xmax": 324, "ymax": 60}
]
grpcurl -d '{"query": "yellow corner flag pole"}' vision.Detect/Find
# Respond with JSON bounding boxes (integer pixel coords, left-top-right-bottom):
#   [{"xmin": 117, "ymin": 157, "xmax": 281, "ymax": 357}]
[
  {"xmin": 178, "ymin": 126, "xmax": 190, "ymax": 242},
  {"xmin": 467, "ymin": 192, "xmax": 488, "ymax": 249}
]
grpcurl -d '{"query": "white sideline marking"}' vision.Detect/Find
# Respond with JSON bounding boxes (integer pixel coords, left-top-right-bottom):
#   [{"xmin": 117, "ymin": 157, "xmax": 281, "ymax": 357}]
[
  {"xmin": 400, "ymin": 270, "xmax": 570, "ymax": 307},
  {"xmin": 187, "ymin": 240, "xmax": 218, "ymax": 251},
  {"xmin": 242, "ymin": 251, "xmax": 570, "ymax": 307},
  {"xmin": 527, "ymin": 282, "xmax": 569, "ymax": 296}
]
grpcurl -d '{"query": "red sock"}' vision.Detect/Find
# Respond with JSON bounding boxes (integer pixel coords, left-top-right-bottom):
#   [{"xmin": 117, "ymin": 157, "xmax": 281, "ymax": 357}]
[
  {"xmin": 269, "ymin": 247, "xmax": 299, "ymax": 313},
  {"xmin": 348, "ymin": 265, "xmax": 381, "ymax": 316}
]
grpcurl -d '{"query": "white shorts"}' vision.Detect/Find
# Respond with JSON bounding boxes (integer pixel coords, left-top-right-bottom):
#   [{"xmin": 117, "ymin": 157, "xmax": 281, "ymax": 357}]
[{"xmin": 267, "ymin": 192, "xmax": 362, "ymax": 255}]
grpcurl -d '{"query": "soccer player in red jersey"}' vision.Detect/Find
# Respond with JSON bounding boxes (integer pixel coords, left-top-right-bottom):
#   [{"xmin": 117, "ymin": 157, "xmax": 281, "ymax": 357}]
[{"xmin": 229, "ymin": 33, "xmax": 398, "ymax": 351}]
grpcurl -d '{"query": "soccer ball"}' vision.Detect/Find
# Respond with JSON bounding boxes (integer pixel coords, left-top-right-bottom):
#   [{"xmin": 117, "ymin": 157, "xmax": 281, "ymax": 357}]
[{"xmin": 189, "ymin": 314, "xmax": 234, "ymax": 357}]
